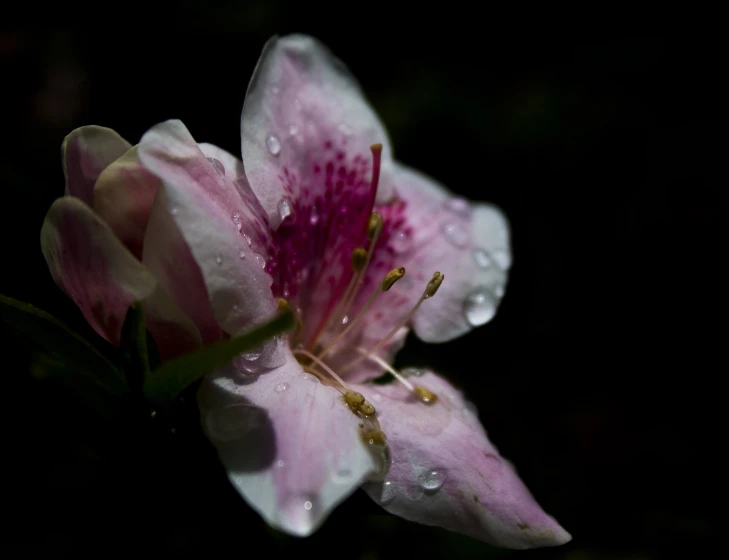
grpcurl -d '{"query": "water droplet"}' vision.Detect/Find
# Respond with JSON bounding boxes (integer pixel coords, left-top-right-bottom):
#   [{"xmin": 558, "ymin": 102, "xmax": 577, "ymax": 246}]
[
  {"xmin": 232, "ymin": 211, "xmax": 243, "ymax": 231},
  {"xmin": 170, "ymin": 206, "xmax": 179, "ymax": 216},
  {"xmin": 266, "ymin": 134, "xmax": 281, "ymax": 156},
  {"xmin": 278, "ymin": 198, "xmax": 292, "ymax": 220},
  {"xmin": 380, "ymin": 481, "xmax": 395, "ymax": 505},
  {"xmin": 341, "ymin": 315, "xmax": 349, "ymax": 325},
  {"xmin": 309, "ymin": 206, "xmax": 319, "ymax": 225},
  {"xmin": 446, "ymin": 197, "xmax": 471, "ymax": 217},
  {"xmin": 243, "ymin": 350, "xmax": 261, "ymax": 361},
  {"xmin": 255, "ymin": 254, "xmax": 266, "ymax": 269},
  {"xmin": 276, "ymin": 459, "xmax": 285, "ymax": 468},
  {"xmin": 238, "ymin": 250, "xmax": 246, "ymax": 260},
  {"xmin": 492, "ymin": 248, "xmax": 511, "ymax": 269},
  {"xmin": 330, "ymin": 454, "xmax": 354, "ymax": 484},
  {"xmin": 463, "ymin": 288, "xmax": 497, "ymax": 326},
  {"xmin": 215, "ymin": 253, "xmax": 223, "ymax": 265},
  {"xmin": 288, "ymin": 124, "xmax": 299, "ymax": 136},
  {"xmin": 275, "ymin": 382, "xmax": 289, "ymax": 393},
  {"xmin": 418, "ymin": 469, "xmax": 447, "ymax": 492},
  {"xmin": 442, "ymin": 222, "xmax": 469, "ymax": 247},
  {"xmin": 391, "ymin": 229, "xmax": 412, "ymax": 253},
  {"xmin": 277, "ymin": 495, "xmax": 316, "ymax": 536},
  {"xmin": 303, "ymin": 374, "xmax": 320, "ymax": 384},
  {"xmin": 472, "ymin": 248, "xmax": 491, "ymax": 268},
  {"xmin": 243, "ymin": 233, "xmax": 252, "ymax": 246},
  {"xmin": 339, "ymin": 123, "xmax": 353, "ymax": 136},
  {"xmin": 494, "ymin": 285, "xmax": 505, "ymax": 298},
  {"xmin": 205, "ymin": 404, "xmax": 263, "ymax": 442},
  {"xmin": 402, "ymin": 367, "xmax": 424, "ymax": 377},
  {"xmin": 206, "ymin": 157, "xmax": 225, "ymax": 176}
]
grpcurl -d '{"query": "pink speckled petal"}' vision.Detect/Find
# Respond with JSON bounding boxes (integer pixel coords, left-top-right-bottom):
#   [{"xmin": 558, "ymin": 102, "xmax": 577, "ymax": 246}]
[
  {"xmin": 241, "ymin": 34, "xmax": 393, "ymax": 229},
  {"xmin": 367, "ymin": 163, "xmax": 511, "ymax": 345},
  {"xmin": 40, "ymin": 197, "xmax": 201, "ymax": 360},
  {"xmin": 62, "ymin": 126, "xmax": 131, "ymax": 205},
  {"xmin": 358, "ymin": 372, "xmax": 571, "ymax": 549},
  {"xmin": 93, "ymin": 146, "xmax": 161, "ymax": 259},
  {"xmin": 197, "ymin": 348, "xmax": 378, "ymax": 537},
  {"xmin": 138, "ymin": 120, "xmax": 281, "ymax": 363}
]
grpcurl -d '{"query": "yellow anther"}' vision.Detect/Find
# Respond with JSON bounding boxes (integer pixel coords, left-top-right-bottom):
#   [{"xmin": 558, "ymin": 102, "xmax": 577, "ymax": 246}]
[
  {"xmin": 381, "ymin": 267, "xmax": 406, "ymax": 291},
  {"xmin": 370, "ymin": 143, "xmax": 383, "ymax": 153},
  {"xmin": 276, "ymin": 297, "xmax": 290, "ymax": 311},
  {"xmin": 414, "ymin": 385, "xmax": 438, "ymax": 404},
  {"xmin": 352, "ymin": 247, "xmax": 368, "ymax": 272},
  {"xmin": 358, "ymin": 401, "xmax": 376, "ymax": 416},
  {"xmin": 424, "ymin": 272, "xmax": 444, "ymax": 298},
  {"xmin": 360, "ymin": 424, "xmax": 387, "ymax": 446},
  {"xmin": 344, "ymin": 390, "xmax": 365, "ymax": 409},
  {"xmin": 367, "ymin": 212, "xmax": 383, "ymax": 241}
]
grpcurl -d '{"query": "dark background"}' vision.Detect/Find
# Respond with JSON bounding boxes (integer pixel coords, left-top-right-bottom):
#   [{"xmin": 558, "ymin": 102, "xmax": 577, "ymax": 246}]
[{"xmin": 2, "ymin": 17, "xmax": 723, "ymax": 560}]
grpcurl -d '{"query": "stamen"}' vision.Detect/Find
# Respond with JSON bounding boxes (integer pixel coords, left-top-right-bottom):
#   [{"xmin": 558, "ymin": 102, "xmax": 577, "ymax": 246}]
[
  {"xmin": 316, "ymin": 267, "xmax": 405, "ymax": 361},
  {"xmin": 293, "ymin": 348, "xmax": 350, "ymax": 391},
  {"xmin": 340, "ymin": 272, "xmax": 445, "ymax": 374},
  {"xmin": 277, "ymin": 297, "xmax": 303, "ymax": 343},
  {"xmin": 344, "ymin": 390, "xmax": 377, "ymax": 416},
  {"xmin": 413, "ymin": 385, "xmax": 438, "ymax": 405},
  {"xmin": 351, "ymin": 350, "xmax": 439, "ymax": 405}
]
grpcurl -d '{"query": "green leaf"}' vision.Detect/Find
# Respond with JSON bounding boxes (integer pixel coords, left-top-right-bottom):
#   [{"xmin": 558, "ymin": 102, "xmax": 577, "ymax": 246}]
[
  {"xmin": 119, "ymin": 302, "xmax": 150, "ymax": 391},
  {"xmin": 0, "ymin": 293, "xmax": 130, "ymax": 399},
  {"xmin": 143, "ymin": 309, "xmax": 294, "ymax": 405}
]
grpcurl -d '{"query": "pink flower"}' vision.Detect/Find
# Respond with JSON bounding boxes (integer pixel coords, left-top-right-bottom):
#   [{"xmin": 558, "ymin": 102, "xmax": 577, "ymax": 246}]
[{"xmin": 40, "ymin": 35, "xmax": 570, "ymax": 548}]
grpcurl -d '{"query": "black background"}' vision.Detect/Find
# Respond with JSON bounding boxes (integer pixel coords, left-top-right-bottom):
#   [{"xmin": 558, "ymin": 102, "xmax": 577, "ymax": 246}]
[{"xmin": 2, "ymin": 17, "xmax": 723, "ymax": 560}]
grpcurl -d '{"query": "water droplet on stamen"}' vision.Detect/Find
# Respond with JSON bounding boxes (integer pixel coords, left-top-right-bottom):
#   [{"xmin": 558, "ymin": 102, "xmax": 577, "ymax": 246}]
[
  {"xmin": 473, "ymin": 248, "xmax": 491, "ymax": 268},
  {"xmin": 278, "ymin": 198, "xmax": 292, "ymax": 220},
  {"xmin": 206, "ymin": 157, "xmax": 225, "ymax": 176},
  {"xmin": 418, "ymin": 469, "xmax": 447, "ymax": 492},
  {"xmin": 215, "ymin": 253, "xmax": 223, "ymax": 265},
  {"xmin": 446, "ymin": 197, "xmax": 471, "ymax": 217},
  {"xmin": 266, "ymin": 134, "xmax": 281, "ymax": 156},
  {"xmin": 380, "ymin": 481, "xmax": 395, "ymax": 505},
  {"xmin": 463, "ymin": 288, "xmax": 497, "ymax": 326},
  {"xmin": 275, "ymin": 382, "xmax": 289, "ymax": 393},
  {"xmin": 442, "ymin": 222, "xmax": 469, "ymax": 247}
]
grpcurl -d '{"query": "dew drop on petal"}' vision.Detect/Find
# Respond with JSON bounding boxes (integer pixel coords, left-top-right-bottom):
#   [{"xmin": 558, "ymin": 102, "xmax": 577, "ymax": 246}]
[
  {"xmin": 330, "ymin": 454, "xmax": 355, "ymax": 484},
  {"xmin": 463, "ymin": 288, "xmax": 497, "ymax": 326},
  {"xmin": 391, "ymin": 229, "xmax": 412, "ymax": 253},
  {"xmin": 380, "ymin": 481, "xmax": 395, "ymax": 505},
  {"xmin": 277, "ymin": 495, "xmax": 316, "ymax": 536},
  {"xmin": 402, "ymin": 367, "xmax": 424, "ymax": 377},
  {"xmin": 418, "ymin": 469, "xmax": 447, "ymax": 492},
  {"xmin": 341, "ymin": 315, "xmax": 349, "ymax": 325},
  {"xmin": 442, "ymin": 222, "xmax": 469, "ymax": 247},
  {"xmin": 278, "ymin": 198, "xmax": 292, "ymax": 220},
  {"xmin": 303, "ymin": 374, "xmax": 320, "ymax": 384},
  {"xmin": 275, "ymin": 382, "xmax": 289, "ymax": 393},
  {"xmin": 309, "ymin": 206, "xmax": 319, "ymax": 225},
  {"xmin": 215, "ymin": 253, "xmax": 223, "ymax": 265},
  {"xmin": 494, "ymin": 284, "xmax": 505, "ymax": 298},
  {"xmin": 266, "ymin": 134, "xmax": 281, "ymax": 156},
  {"xmin": 205, "ymin": 404, "xmax": 262, "ymax": 442},
  {"xmin": 232, "ymin": 211, "xmax": 243, "ymax": 231},
  {"xmin": 206, "ymin": 157, "xmax": 225, "ymax": 176},
  {"xmin": 243, "ymin": 233, "xmax": 252, "ymax": 247},
  {"xmin": 238, "ymin": 250, "xmax": 246, "ymax": 260},
  {"xmin": 288, "ymin": 124, "xmax": 299, "ymax": 136},
  {"xmin": 255, "ymin": 254, "xmax": 266, "ymax": 269},
  {"xmin": 445, "ymin": 197, "xmax": 471, "ymax": 217},
  {"xmin": 472, "ymin": 248, "xmax": 492, "ymax": 268}
]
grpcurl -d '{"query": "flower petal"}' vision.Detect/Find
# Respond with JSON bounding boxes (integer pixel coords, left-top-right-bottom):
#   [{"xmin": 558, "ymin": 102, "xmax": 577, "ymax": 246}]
[
  {"xmin": 241, "ymin": 33, "xmax": 394, "ymax": 230},
  {"xmin": 93, "ymin": 146, "xmax": 160, "ymax": 259},
  {"xmin": 374, "ymin": 163, "xmax": 511, "ymax": 344},
  {"xmin": 40, "ymin": 197, "xmax": 201, "ymax": 359},
  {"xmin": 138, "ymin": 120, "xmax": 280, "ymax": 360},
  {"xmin": 62, "ymin": 126, "xmax": 131, "ymax": 205},
  {"xmin": 358, "ymin": 372, "xmax": 570, "ymax": 548},
  {"xmin": 197, "ymin": 349, "xmax": 378, "ymax": 536}
]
